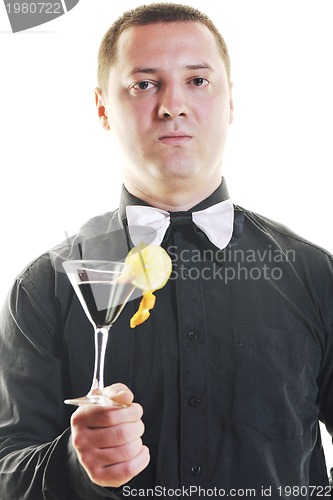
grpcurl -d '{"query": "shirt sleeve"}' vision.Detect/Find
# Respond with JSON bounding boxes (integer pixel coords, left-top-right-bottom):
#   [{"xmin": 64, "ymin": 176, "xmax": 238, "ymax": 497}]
[
  {"xmin": 317, "ymin": 281, "xmax": 333, "ymax": 436},
  {"xmin": 0, "ymin": 255, "xmax": 122, "ymax": 499}
]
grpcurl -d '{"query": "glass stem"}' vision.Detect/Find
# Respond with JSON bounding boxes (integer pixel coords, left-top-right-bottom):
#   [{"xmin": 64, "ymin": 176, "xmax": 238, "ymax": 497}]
[{"xmin": 90, "ymin": 327, "xmax": 110, "ymax": 394}]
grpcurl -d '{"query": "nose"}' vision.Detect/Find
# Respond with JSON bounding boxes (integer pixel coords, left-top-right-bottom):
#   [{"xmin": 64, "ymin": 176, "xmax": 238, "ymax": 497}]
[{"xmin": 157, "ymin": 84, "xmax": 189, "ymax": 119}]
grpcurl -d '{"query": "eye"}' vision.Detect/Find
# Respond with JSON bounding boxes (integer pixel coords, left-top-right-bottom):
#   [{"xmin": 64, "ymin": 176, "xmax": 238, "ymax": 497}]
[
  {"xmin": 189, "ymin": 77, "xmax": 209, "ymax": 87},
  {"xmin": 132, "ymin": 81, "xmax": 155, "ymax": 91}
]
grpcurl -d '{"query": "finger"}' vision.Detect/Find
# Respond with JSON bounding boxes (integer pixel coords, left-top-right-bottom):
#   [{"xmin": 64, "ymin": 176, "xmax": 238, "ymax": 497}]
[
  {"xmin": 72, "ymin": 403, "xmax": 143, "ymax": 428},
  {"xmin": 93, "ymin": 403, "xmax": 143, "ymax": 427},
  {"xmin": 78, "ymin": 438, "xmax": 144, "ymax": 469},
  {"xmin": 84, "ymin": 420, "xmax": 145, "ymax": 448},
  {"xmin": 90, "ymin": 445, "xmax": 150, "ymax": 488}
]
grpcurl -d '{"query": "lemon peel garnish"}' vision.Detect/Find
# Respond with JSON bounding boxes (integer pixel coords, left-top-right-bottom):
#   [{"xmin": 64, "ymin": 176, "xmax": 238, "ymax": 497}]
[
  {"xmin": 121, "ymin": 243, "xmax": 172, "ymax": 328},
  {"xmin": 130, "ymin": 291, "xmax": 156, "ymax": 328}
]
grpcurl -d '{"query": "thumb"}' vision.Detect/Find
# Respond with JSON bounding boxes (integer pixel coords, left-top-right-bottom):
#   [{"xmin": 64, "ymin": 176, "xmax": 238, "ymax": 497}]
[{"xmin": 102, "ymin": 383, "xmax": 134, "ymax": 406}]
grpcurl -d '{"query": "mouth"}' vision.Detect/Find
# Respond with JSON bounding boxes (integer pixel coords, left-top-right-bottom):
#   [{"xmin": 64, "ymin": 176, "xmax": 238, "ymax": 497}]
[{"xmin": 158, "ymin": 133, "xmax": 193, "ymax": 145}]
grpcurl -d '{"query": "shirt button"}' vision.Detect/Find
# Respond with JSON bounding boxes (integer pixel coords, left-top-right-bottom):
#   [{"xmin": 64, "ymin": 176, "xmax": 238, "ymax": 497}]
[
  {"xmin": 187, "ymin": 331, "xmax": 198, "ymax": 340},
  {"xmin": 183, "ymin": 269, "xmax": 191, "ymax": 278},
  {"xmin": 190, "ymin": 464, "xmax": 202, "ymax": 476},
  {"xmin": 188, "ymin": 396, "xmax": 201, "ymax": 407}
]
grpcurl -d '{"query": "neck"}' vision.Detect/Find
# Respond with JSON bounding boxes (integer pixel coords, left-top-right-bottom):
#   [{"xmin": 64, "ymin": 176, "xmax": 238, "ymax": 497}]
[{"xmin": 124, "ymin": 177, "xmax": 222, "ymax": 212}]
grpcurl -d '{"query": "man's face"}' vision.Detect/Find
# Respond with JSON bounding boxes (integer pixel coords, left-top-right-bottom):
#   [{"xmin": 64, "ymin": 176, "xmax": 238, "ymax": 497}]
[{"xmin": 97, "ymin": 21, "xmax": 233, "ymax": 194}]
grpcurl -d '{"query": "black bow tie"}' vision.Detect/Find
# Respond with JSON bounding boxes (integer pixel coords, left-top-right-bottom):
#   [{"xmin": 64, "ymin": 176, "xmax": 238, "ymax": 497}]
[{"xmin": 125, "ymin": 200, "xmax": 234, "ymax": 250}]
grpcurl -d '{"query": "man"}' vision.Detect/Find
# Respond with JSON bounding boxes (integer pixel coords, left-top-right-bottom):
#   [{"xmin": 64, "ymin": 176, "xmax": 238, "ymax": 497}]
[{"xmin": 0, "ymin": 3, "xmax": 333, "ymax": 499}]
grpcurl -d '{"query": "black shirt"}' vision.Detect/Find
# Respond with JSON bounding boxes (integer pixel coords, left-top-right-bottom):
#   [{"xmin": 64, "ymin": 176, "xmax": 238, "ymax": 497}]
[{"xmin": 1, "ymin": 180, "xmax": 333, "ymax": 499}]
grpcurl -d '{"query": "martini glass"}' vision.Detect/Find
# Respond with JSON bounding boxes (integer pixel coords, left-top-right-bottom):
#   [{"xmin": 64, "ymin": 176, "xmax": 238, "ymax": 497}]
[{"xmin": 62, "ymin": 260, "xmax": 135, "ymax": 407}]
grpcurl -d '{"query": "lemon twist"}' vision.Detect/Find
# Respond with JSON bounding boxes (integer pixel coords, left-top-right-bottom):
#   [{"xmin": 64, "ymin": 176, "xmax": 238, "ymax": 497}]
[{"xmin": 122, "ymin": 243, "xmax": 172, "ymax": 328}]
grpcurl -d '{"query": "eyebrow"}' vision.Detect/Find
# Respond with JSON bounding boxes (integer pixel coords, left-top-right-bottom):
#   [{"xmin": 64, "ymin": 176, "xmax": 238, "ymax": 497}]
[{"xmin": 129, "ymin": 63, "xmax": 213, "ymax": 76}]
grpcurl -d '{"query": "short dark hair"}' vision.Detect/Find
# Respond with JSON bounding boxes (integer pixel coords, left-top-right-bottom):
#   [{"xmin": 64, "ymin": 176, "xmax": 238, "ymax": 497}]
[{"xmin": 97, "ymin": 2, "xmax": 231, "ymax": 91}]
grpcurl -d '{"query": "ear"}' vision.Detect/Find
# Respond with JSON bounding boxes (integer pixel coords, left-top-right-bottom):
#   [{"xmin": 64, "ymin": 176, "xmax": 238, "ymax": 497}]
[
  {"xmin": 228, "ymin": 82, "xmax": 234, "ymax": 125},
  {"xmin": 95, "ymin": 87, "xmax": 110, "ymax": 131}
]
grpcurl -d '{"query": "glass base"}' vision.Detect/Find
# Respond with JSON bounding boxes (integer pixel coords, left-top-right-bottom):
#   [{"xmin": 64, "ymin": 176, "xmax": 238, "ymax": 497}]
[{"xmin": 64, "ymin": 394, "xmax": 127, "ymax": 407}]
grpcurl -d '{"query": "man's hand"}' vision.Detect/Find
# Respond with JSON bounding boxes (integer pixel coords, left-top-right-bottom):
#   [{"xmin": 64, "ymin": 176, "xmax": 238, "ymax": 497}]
[{"xmin": 70, "ymin": 383, "xmax": 150, "ymax": 488}]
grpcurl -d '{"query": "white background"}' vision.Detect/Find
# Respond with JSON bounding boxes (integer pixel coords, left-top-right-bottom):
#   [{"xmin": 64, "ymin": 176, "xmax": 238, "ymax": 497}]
[{"xmin": 1, "ymin": 0, "xmax": 333, "ymax": 469}]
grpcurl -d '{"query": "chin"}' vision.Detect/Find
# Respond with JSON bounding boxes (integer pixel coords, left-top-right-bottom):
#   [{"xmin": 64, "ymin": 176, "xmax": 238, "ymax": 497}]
[{"xmin": 151, "ymin": 162, "xmax": 200, "ymax": 180}]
